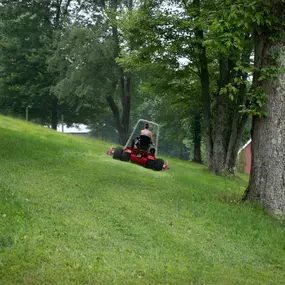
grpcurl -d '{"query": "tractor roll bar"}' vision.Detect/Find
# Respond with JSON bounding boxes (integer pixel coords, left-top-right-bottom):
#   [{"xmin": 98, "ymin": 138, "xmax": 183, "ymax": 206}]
[{"xmin": 124, "ymin": 119, "xmax": 160, "ymax": 155}]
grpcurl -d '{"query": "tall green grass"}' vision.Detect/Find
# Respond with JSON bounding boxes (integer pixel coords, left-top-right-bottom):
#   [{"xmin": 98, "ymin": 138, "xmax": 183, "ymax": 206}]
[{"xmin": 0, "ymin": 115, "xmax": 285, "ymax": 284}]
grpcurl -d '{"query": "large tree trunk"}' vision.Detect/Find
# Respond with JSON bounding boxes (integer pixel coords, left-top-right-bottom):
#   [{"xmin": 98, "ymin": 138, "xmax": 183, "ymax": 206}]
[
  {"xmin": 244, "ymin": 3, "xmax": 285, "ymax": 215},
  {"xmin": 211, "ymin": 58, "xmax": 232, "ymax": 174}
]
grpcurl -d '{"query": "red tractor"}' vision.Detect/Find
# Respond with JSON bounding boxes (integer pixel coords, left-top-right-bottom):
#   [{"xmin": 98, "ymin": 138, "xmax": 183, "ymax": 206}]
[{"xmin": 111, "ymin": 119, "xmax": 166, "ymax": 171}]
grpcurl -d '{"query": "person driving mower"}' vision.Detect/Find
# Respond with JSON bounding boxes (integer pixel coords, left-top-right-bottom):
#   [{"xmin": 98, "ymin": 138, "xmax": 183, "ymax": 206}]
[
  {"xmin": 140, "ymin": 122, "xmax": 153, "ymax": 143},
  {"xmin": 110, "ymin": 119, "xmax": 166, "ymax": 171},
  {"xmin": 131, "ymin": 123, "xmax": 153, "ymax": 151}
]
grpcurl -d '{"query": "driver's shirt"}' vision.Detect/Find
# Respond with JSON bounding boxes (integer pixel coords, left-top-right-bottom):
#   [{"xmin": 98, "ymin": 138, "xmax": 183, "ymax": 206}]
[{"xmin": 141, "ymin": 129, "xmax": 153, "ymax": 140}]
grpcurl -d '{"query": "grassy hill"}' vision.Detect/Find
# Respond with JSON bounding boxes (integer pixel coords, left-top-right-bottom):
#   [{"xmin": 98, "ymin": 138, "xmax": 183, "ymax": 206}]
[{"xmin": 0, "ymin": 115, "xmax": 285, "ymax": 285}]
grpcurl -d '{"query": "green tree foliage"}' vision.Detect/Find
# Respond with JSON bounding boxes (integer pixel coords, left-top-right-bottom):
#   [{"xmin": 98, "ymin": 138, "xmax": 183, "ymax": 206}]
[
  {"xmin": 135, "ymin": 66, "xmax": 203, "ymax": 161},
  {"xmin": 118, "ymin": 2, "xmax": 204, "ymax": 161},
  {"xmin": 118, "ymin": 0, "xmax": 258, "ymax": 174},
  {"xmin": 51, "ymin": 0, "xmax": 137, "ymax": 145},
  {"xmin": 0, "ymin": 0, "xmax": 53, "ymax": 122},
  {"xmin": 0, "ymin": 0, "xmax": 91, "ymax": 128}
]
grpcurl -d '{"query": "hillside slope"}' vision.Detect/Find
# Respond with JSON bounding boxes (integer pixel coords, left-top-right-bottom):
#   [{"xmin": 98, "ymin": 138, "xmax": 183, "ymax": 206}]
[{"xmin": 0, "ymin": 116, "xmax": 285, "ymax": 285}]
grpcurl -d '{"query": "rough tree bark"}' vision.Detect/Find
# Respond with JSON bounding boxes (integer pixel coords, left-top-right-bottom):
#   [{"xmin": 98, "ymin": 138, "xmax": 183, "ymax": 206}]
[
  {"xmin": 211, "ymin": 58, "xmax": 232, "ymax": 174},
  {"xmin": 243, "ymin": 2, "xmax": 285, "ymax": 215}
]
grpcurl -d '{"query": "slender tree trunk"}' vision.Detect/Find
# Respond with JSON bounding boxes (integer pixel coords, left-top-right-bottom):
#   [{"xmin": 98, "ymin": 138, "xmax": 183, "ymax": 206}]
[
  {"xmin": 122, "ymin": 74, "xmax": 132, "ymax": 138},
  {"xmin": 51, "ymin": 96, "xmax": 58, "ymax": 130},
  {"xmin": 225, "ymin": 73, "xmax": 249, "ymax": 174},
  {"xmin": 225, "ymin": 113, "xmax": 248, "ymax": 174},
  {"xmin": 225, "ymin": 112, "xmax": 239, "ymax": 174},
  {"xmin": 109, "ymin": 71, "xmax": 131, "ymax": 145},
  {"xmin": 200, "ymin": 47, "xmax": 212, "ymax": 168},
  {"xmin": 244, "ymin": 4, "xmax": 285, "ymax": 215},
  {"xmin": 110, "ymin": 0, "xmax": 132, "ymax": 144},
  {"xmin": 118, "ymin": 71, "xmax": 132, "ymax": 141},
  {"xmin": 192, "ymin": 111, "xmax": 202, "ymax": 163},
  {"xmin": 212, "ymin": 123, "xmax": 227, "ymax": 175},
  {"xmin": 50, "ymin": 1, "xmax": 61, "ymax": 131},
  {"xmin": 106, "ymin": 96, "xmax": 127, "ymax": 145},
  {"xmin": 224, "ymin": 37, "xmax": 252, "ymax": 174},
  {"xmin": 51, "ymin": 0, "xmax": 72, "ymax": 130},
  {"xmin": 193, "ymin": 0, "xmax": 212, "ymax": 169}
]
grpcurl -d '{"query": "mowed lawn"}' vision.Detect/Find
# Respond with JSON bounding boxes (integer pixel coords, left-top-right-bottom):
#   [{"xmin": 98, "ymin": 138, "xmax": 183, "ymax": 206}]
[{"xmin": 0, "ymin": 116, "xmax": 285, "ymax": 285}]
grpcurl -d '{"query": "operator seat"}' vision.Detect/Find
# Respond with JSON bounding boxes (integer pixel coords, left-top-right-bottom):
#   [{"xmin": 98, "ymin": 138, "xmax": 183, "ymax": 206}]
[{"xmin": 138, "ymin": 135, "xmax": 151, "ymax": 151}]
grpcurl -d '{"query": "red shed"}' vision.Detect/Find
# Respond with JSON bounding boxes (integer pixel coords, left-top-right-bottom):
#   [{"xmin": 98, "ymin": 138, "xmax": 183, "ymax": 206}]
[{"xmin": 237, "ymin": 139, "xmax": 252, "ymax": 174}]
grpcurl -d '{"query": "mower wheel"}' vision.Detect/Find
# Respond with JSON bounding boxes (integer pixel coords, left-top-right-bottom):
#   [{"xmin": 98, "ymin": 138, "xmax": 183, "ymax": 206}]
[
  {"xmin": 121, "ymin": 152, "xmax": 130, "ymax": 162},
  {"xmin": 113, "ymin": 147, "xmax": 123, "ymax": 160},
  {"xmin": 146, "ymin": 159, "xmax": 155, "ymax": 169},
  {"xmin": 154, "ymin": 158, "xmax": 164, "ymax": 171}
]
